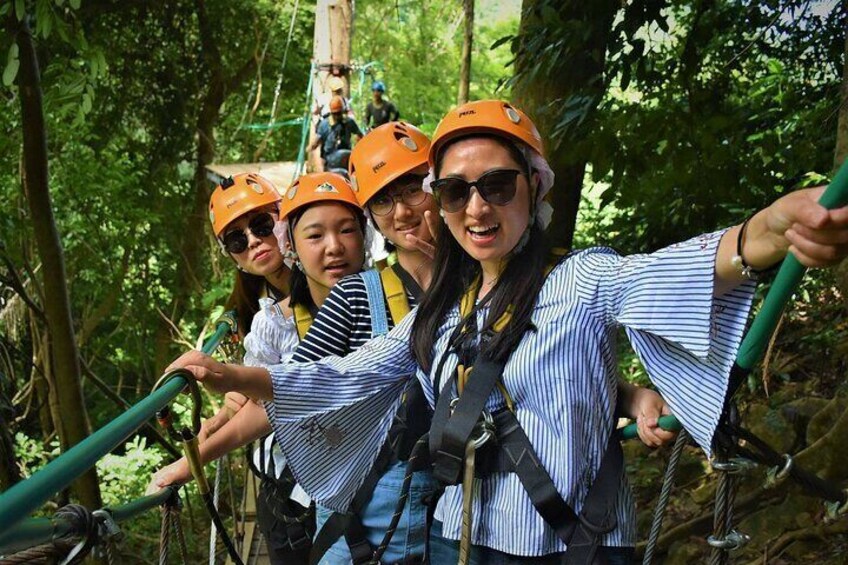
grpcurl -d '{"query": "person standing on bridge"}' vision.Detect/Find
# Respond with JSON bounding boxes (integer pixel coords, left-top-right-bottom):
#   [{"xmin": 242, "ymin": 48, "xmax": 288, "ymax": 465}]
[
  {"xmin": 311, "ymin": 95, "xmax": 363, "ymax": 173},
  {"xmin": 364, "ymin": 81, "xmax": 400, "ymax": 131}
]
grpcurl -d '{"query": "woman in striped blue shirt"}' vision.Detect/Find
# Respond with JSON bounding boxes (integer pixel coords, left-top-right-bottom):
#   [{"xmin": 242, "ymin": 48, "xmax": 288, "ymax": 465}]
[{"xmin": 168, "ymin": 100, "xmax": 848, "ymax": 564}]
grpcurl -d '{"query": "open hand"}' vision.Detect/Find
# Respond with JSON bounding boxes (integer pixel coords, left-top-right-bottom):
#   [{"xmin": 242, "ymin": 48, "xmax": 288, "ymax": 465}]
[{"xmin": 146, "ymin": 458, "xmax": 190, "ymax": 495}]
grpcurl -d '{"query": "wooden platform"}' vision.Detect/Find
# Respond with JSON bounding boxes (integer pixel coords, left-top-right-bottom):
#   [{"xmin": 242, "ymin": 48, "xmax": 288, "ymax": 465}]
[{"xmin": 207, "ymin": 162, "xmax": 300, "ymax": 192}]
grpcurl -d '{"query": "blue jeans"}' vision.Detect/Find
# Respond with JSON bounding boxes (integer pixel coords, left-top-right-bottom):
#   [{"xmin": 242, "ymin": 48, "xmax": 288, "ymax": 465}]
[
  {"xmin": 314, "ymin": 461, "xmax": 439, "ymax": 564},
  {"xmin": 429, "ymin": 520, "xmax": 635, "ymax": 565}
]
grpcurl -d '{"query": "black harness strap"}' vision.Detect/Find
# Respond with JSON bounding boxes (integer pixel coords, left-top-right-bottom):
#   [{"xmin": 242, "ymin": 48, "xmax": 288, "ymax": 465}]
[
  {"xmin": 429, "ymin": 358, "xmax": 505, "ymax": 485},
  {"xmin": 430, "ymin": 369, "xmax": 621, "ymax": 562},
  {"xmin": 392, "ymin": 262, "xmax": 424, "ymax": 302},
  {"xmin": 248, "ymin": 434, "xmax": 316, "ymax": 550}
]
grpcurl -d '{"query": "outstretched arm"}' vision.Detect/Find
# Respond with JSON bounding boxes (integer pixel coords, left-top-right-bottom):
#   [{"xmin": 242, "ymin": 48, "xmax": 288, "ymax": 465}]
[{"xmin": 714, "ymin": 187, "xmax": 848, "ymax": 295}]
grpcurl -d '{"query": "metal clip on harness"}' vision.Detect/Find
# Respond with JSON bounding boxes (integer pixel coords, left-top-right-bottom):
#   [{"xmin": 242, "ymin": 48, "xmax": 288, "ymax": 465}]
[{"xmin": 458, "ymin": 403, "xmax": 495, "ymax": 565}]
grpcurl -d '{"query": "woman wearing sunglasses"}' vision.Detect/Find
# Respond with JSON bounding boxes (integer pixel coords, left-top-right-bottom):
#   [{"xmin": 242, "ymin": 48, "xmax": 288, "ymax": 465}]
[
  {"xmin": 166, "ymin": 99, "xmax": 848, "ymax": 563},
  {"xmin": 151, "ymin": 172, "xmax": 367, "ymax": 564}
]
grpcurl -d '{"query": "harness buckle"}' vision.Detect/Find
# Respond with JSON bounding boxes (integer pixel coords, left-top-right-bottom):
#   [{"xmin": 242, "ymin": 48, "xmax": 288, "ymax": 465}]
[{"xmin": 707, "ymin": 529, "xmax": 751, "ymax": 551}]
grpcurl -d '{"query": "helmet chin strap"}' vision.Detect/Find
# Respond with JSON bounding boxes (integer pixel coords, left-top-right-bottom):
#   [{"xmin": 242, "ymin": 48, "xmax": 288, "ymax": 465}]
[{"xmin": 509, "ymin": 173, "xmax": 540, "ymax": 256}]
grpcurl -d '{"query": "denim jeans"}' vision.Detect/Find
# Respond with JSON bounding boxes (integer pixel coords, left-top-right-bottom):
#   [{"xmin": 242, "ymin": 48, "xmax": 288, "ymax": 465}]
[
  {"xmin": 429, "ymin": 520, "xmax": 635, "ymax": 565},
  {"xmin": 313, "ymin": 461, "xmax": 439, "ymax": 564}
]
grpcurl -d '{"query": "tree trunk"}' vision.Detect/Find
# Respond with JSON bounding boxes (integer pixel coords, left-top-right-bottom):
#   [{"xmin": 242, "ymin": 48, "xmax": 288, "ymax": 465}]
[
  {"xmin": 457, "ymin": 0, "xmax": 474, "ymax": 105},
  {"xmin": 155, "ymin": 0, "xmax": 258, "ymax": 372},
  {"xmin": 0, "ymin": 378, "xmax": 21, "ymax": 490},
  {"xmin": 309, "ymin": 0, "xmax": 353, "ymax": 173},
  {"xmin": 16, "ymin": 17, "xmax": 101, "ymax": 509},
  {"xmin": 833, "ymin": 23, "xmax": 848, "ymax": 304},
  {"xmin": 511, "ymin": 0, "xmax": 618, "ymax": 248},
  {"xmin": 834, "ymin": 29, "xmax": 848, "ymax": 171}
]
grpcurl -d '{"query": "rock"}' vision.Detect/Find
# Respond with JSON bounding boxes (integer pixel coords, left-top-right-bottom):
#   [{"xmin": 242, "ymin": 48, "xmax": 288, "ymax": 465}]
[
  {"xmin": 807, "ymin": 397, "xmax": 848, "ymax": 445},
  {"xmin": 690, "ymin": 480, "xmax": 716, "ymax": 505},
  {"xmin": 664, "ymin": 539, "xmax": 705, "ymax": 565},
  {"xmin": 738, "ymin": 495, "xmax": 820, "ymax": 550},
  {"xmin": 745, "ymin": 403, "xmax": 796, "ymax": 454},
  {"xmin": 784, "ymin": 397, "xmax": 830, "ymax": 423}
]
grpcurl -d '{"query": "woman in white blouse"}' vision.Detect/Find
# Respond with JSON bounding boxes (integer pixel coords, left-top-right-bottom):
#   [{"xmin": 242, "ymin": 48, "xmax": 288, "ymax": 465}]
[
  {"xmin": 166, "ymin": 101, "xmax": 848, "ymax": 564},
  {"xmin": 150, "ymin": 172, "xmax": 367, "ymax": 564}
]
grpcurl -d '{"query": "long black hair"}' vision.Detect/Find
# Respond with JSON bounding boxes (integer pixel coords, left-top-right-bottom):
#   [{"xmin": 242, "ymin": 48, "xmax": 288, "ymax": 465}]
[
  {"xmin": 225, "ymin": 270, "xmax": 286, "ymax": 338},
  {"xmin": 287, "ymin": 202, "xmax": 368, "ymax": 314},
  {"xmin": 411, "ymin": 135, "xmax": 551, "ymax": 372}
]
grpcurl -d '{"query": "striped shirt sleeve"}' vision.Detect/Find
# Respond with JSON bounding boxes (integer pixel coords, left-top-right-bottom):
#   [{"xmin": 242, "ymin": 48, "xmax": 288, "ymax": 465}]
[
  {"xmin": 571, "ymin": 230, "xmax": 756, "ymax": 454},
  {"xmin": 267, "ymin": 307, "xmax": 420, "ymax": 510},
  {"xmin": 292, "ymin": 279, "xmax": 357, "ymax": 362}
]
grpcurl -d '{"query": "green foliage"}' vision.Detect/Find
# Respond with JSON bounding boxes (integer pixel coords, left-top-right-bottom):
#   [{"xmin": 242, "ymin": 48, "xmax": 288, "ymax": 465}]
[
  {"xmin": 13, "ymin": 432, "xmax": 61, "ymax": 478},
  {"xmin": 580, "ymin": 0, "xmax": 844, "ymax": 252},
  {"xmin": 96, "ymin": 437, "xmax": 165, "ymax": 507},
  {"xmin": 352, "ymin": 0, "xmax": 519, "ymax": 133}
]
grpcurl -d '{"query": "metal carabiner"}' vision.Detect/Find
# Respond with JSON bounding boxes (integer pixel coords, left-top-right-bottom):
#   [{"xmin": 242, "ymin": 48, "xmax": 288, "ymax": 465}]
[
  {"xmin": 707, "ymin": 529, "xmax": 751, "ymax": 551},
  {"xmin": 152, "ymin": 368, "xmax": 203, "ymax": 438},
  {"xmin": 710, "ymin": 457, "xmax": 758, "ymax": 474}
]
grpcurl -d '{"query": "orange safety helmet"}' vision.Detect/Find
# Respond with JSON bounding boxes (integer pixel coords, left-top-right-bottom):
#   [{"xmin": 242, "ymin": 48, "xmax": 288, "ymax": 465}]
[
  {"xmin": 280, "ymin": 172, "xmax": 360, "ymax": 221},
  {"xmin": 329, "ymin": 95, "xmax": 345, "ymax": 114},
  {"xmin": 428, "ymin": 100, "xmax": 544, "ymax": 170},
  {"xmin": 209, "ymin": 173, "xmax": 282, "ymax": 237},
  {"xmin": 348, "ymin": 121, "xmax": 431, "ymax": 207}
]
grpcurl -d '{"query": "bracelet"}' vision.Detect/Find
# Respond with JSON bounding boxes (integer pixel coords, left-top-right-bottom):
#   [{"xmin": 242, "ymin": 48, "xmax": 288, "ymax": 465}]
[{"xmin": 731, "ymin": 216, "xmax": 763, "ymax": 280}]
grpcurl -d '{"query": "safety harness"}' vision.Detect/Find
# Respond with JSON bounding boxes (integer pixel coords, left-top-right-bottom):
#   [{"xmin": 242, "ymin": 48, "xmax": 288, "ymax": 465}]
[
  {"xmin": 309, "ymin": 265, "xmax": 431, "ymax": 565},
  {"xmin": 415, "ymin": 250, "xmax": 624, "ymax": 565}
]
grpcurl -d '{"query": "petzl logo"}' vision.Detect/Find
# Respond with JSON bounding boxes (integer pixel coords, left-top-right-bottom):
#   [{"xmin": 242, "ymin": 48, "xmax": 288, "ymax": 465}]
[
  {"xmin": 372, "ymin": 161, "xmax": 387, "ymax": 173},
  {"xmin": 458, "ymin": 109, "xmax": 476, "ymax": 117}
]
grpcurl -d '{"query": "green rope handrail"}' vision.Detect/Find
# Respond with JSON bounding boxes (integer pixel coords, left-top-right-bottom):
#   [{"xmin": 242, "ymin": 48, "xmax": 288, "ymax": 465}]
[
  {"xmin": 620, "ymin": 163, "xmax": 848, "ymax": 441},
  {"xmin": 0, "ymin": 313, "xmax": 236, "ymax": 548}
]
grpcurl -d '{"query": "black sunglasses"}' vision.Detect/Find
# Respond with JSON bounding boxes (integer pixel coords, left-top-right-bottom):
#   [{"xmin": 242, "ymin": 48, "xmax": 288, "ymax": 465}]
[
  {"xmin": 222, "ymin": 212, "xmax": 276, "ymax": 254},
  {"xmin": 367, "ymin": 176, "xmax": 428, "ymax": 216},
  {"xmin": 430, "ymin": 169, "xmax": 522, "ymax": 213}
]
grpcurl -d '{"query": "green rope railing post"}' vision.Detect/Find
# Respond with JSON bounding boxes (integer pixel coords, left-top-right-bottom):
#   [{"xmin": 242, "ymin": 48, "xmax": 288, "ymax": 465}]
[
  {"xmin": 0, "ymin": 315, "xmax": 235, "ymax": 548},
  {"xmin": 293, "ymin": 64, "xmax": 316, "ymax": 183},
  {"xmin": 620, "ymin": 164, "xmax": 848, "ymax": 440}
]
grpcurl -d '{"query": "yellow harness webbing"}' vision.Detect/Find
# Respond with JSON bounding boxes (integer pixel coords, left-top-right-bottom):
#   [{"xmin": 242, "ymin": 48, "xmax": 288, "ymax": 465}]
[
  {"xmin": 456, "ymin": 250, "xmax": 569, "ymax": 412},
  {"xmin": 293, "ymin": 303, "xmax": 314, "ymax": 341},
  {"xmin": 379, "ymin": 266, "xmax": 411, "ymax": 325}
]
